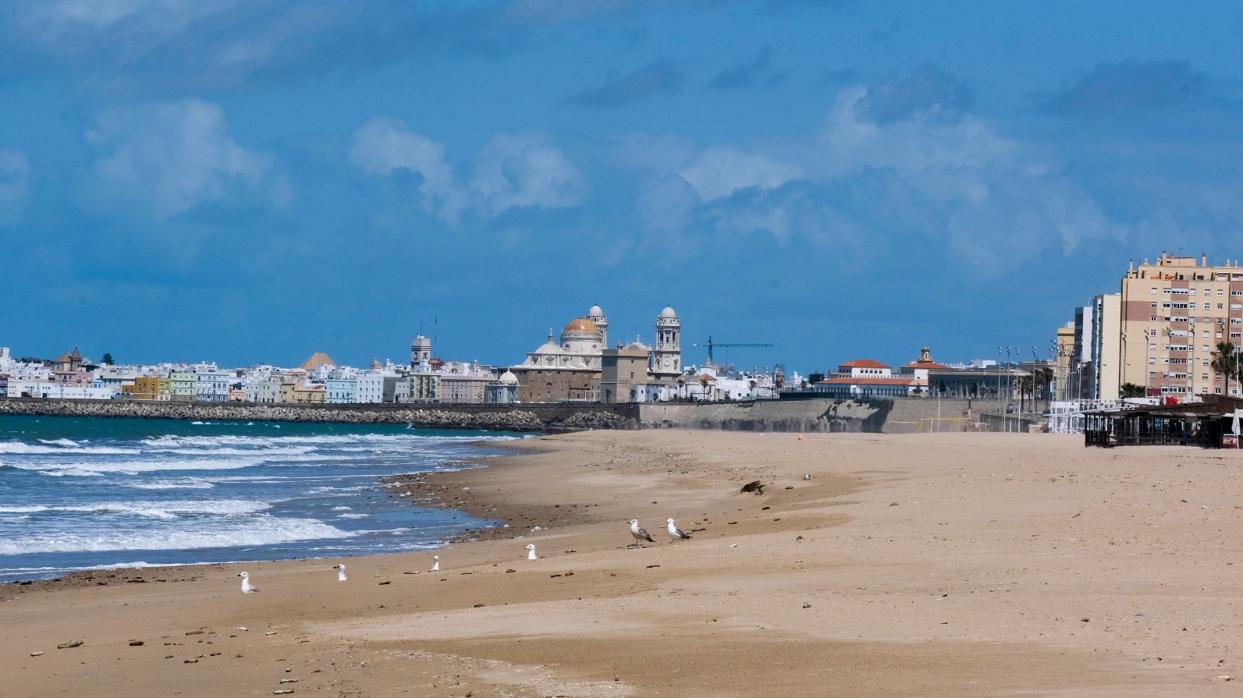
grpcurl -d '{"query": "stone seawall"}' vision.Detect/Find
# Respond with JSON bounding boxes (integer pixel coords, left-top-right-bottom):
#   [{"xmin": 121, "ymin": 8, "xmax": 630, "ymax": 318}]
[{"xmin": 0, "ymin": 399, "xmax": 640, "ymax": 433}]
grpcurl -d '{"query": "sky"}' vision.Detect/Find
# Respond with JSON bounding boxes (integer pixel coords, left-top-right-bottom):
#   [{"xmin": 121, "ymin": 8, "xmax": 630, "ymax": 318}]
[{"xmin": 3, "ymin": 0, "xmax": 1243, "ymax": 373}]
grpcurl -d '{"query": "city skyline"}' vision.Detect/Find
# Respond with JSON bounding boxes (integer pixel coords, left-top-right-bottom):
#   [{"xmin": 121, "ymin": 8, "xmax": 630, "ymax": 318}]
[{"xmin": 4, "ymin": 2, "xmax": 1243, "ymax": 369}]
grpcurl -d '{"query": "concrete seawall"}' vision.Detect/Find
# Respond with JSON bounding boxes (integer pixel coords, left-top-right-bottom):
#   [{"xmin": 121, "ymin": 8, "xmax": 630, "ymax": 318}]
[
  {"xmin": 0, "ymin": 399, "xmax": 640, "ymax": 433},
  {"xmin": 639, "ymin": 397, "xmax": 998, "ymax": 434}
]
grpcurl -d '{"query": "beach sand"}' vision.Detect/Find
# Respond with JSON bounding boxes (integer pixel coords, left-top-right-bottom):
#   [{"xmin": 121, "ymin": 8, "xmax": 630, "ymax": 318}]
[{"xmin": 4, "ymin": 430, "xmax": 1243, "ymax": 696}]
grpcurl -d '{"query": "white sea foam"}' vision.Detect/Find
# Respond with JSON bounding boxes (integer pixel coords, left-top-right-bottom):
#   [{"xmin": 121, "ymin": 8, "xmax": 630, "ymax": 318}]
[
  {"xmin": 0, "ymin": 515, "xmax": 351, "ymax": 555},
  {"xmin": 337, "ymin": 513, "xmax": 368, "ymax": 519},
  {"xmin": 123, "ymin": 478, "xmax": 216, "ymax": 490},
  {"xmin": 12, "ymin": 457, "xmax": 265, "ymax": 475},
  {"xmin": 0, "ymin": 499, "xmax": 271, "ymax": 518},
  {"xmin": 0, "ymin": 441, "xmax": 138, "ymax": 455},
  {"xmin": 149, "ymin": 446, "xmax": 317, "ymax": 457},
  {"xmin": 37, "ymin": 438, "xmax": 81, "ymax": 447},
  {"xmin": 42, "ymin": 467, "xmax": 106, "ymax": 477}
]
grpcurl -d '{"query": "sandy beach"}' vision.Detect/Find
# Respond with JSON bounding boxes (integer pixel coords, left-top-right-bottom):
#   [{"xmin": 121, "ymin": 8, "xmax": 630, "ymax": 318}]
[{"xmin": 4, "ymin": 430, "xmax": 1243, "ymax": 696}]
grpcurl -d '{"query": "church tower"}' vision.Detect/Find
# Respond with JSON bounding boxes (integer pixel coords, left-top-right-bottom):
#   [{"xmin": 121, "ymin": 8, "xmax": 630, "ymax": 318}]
[
  {"xmin": 411, "ymin": 335, "xmax": 432, "ymax": 368},
  {"xmin": 652, "ymin": 306, "xmax": 681, "ymax": 378},
  {"xmin": 587, "ymin": 304, "xmax": 608, "ymax": 347}
]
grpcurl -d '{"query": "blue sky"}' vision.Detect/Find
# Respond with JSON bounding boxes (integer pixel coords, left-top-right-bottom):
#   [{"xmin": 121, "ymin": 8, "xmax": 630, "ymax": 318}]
[{"xmin": 3, "ymin": 1, "xmax": 1243, "ymax": 372}]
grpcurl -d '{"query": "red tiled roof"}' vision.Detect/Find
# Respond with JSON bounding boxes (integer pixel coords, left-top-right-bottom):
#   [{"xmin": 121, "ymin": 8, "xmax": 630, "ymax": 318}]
[
  {"xmin": 819, "ymin": 376, "xmax": 914, "ymax": 386},
  {"xmin": 838, "ymin": 359, "xmax": 890, "ymax": 369}
]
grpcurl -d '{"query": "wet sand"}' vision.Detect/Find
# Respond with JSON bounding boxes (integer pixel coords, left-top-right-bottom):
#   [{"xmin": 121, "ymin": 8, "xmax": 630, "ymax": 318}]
[{"xmin": 3, "ymin": 430, "xmax": 1241, "ymax": 696}]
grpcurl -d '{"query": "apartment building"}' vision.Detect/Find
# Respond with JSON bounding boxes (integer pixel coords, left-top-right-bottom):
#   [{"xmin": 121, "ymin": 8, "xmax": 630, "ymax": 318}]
[{"xmin": 1119, "ymin": 253, "xmax": 1243, "ymax": 397}]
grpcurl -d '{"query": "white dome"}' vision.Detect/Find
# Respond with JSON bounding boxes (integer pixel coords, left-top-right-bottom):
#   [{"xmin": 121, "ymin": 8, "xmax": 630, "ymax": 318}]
[
  {"xmin": 659, "ymin": 306, "xmax": 677, "ymax": 319},
  {"xmin": 499, "ymin": 370, "xmax": 518, "ymax": 385},
  {"xmin": 588, "ymin": 304, "xmax": 605, "ymax": 318}
]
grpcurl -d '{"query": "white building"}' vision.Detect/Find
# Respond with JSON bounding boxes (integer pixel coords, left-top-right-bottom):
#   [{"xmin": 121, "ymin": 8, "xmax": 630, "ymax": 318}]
[
  {"xmin": 325, "ymin": 377, "xmax": 358, "ymax": 404},
  {"xmin": 194, "ymin": 369, "xmax": 231, "ymax": 402},
  {"xmin": 357, "ymin": 370, "xmax": 384, "ymax": 404}
]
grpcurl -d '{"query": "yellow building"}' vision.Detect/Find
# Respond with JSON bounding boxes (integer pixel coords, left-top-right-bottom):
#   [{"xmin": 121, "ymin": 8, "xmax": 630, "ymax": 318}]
[
  {"xmin": 1120, "ymin": 253, "xmax": 1243, "ymax": 397},
  {"xmin": 290, "ymin": 383, "xmax": 325, "ymax": 404},
  {"xmin": 1054, "ymin": 321, "xmax": 1075, "ymax": 400},
  {"xmin": 122, "ymin": 375, "xmax": 169, "ymax": 401}
]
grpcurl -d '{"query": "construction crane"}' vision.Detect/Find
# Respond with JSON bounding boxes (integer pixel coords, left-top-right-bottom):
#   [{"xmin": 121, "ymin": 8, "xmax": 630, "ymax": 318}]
[{"xmin": 692, "ymin": 336, "xmax": 774, "ymax": 364}]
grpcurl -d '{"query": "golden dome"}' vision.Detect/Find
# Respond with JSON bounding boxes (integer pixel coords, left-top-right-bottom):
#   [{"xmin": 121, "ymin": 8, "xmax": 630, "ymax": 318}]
[{"xmin": 562, "ymin": 318, "xmax": 599, "ymax": 335}]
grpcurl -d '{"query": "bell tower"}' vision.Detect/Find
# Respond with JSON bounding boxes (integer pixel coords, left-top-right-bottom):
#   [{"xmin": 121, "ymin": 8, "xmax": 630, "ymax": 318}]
[
  {"xmin": 587, "ymin": 304, "xmax": 608, "ymax": 347},
  {"xmin": 652, "ymin": 306, "xmax": 681, "ymax": 378}
]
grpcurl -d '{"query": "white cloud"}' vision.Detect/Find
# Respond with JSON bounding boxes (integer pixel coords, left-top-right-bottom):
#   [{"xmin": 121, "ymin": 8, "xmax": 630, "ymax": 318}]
[
  {"xmin": 470, "ymin": 132, "xmax": 586, "ymax": 215},
  {"xmin": 351, "ymin": 118, "xmax": 466, "ymax": 224},
  {"xmin": 0, "ymin": 149, "xmax": 32, "ymax": 224},
  {"xmin": 89, "ymin": 99, "xmax": 273, "ymax": 217},
  {"xmin": 351, "ymin": 120, "xmax": 586, "ymax": 223},
  {"xmin": 678, "ymin": 146, "xmax": 802, "ymax": 200},
  {"xmin": 12, "ymin": 0, "xmax": 241, "ymax": 55},
  {"xmin": 615, "ymin": 83, "xmax": 1121, "ymax": 270}
]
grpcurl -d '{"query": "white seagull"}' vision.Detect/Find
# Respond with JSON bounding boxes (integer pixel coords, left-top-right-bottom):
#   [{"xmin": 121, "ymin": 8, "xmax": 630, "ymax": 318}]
[
  {"xmin": 628, "ymin": 518, "xmax": 654, "ymax": 546},
  {"xmin": 238, "ymin": 570, "xmax": 256, "ymax": 593},
  {"xmin": 666, "ymin": 517, "xmax": 692, "ymax": 542},
  {"xmin": 336, "ymin": 563, "xmax": 347, "ymax": 583},
  {"xmin": 431, "ymin": 555, "xmax": 440, "ymax": 572},
  {"xmin": 526, "ymin": 543, "xmax": 537, "ymax": 560}
]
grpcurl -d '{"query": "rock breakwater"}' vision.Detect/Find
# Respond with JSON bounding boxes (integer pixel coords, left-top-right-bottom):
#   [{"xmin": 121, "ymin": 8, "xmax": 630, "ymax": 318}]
[{"xmin": 0, "ymin": 398, "xmax": 639, "ymax": 433}]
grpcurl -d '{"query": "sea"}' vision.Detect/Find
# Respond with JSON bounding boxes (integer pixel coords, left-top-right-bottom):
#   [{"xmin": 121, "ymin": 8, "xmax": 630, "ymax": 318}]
[{"xmin": 0, "ymin": 415, "xmax": 524, "ymax": 583}]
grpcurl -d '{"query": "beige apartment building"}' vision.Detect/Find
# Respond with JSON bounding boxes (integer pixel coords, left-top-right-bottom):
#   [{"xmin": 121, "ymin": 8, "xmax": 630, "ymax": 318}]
[{"xmin": 1120, "ymin": 253, "xmax": 1243, "ymax": 397}]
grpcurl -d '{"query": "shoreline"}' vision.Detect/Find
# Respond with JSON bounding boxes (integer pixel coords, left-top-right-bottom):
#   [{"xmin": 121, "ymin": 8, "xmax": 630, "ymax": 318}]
[
  {"xmin": 384, "ymin": 437, "xmax": 589, "ymax": 544},
  {"xmin": 4, "ymin": 430, "xmax": 1238, "ymax": 695},
  {"xmin": 0, "ymin": 434, "xmax": 534, "ymax": 589}
]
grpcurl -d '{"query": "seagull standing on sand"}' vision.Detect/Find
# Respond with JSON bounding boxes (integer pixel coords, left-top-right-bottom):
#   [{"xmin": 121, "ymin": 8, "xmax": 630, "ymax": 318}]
[
  {"xmin": 666, "ymin": 518, "xmax": 692, "ymax": 542},
  {"xmin": 526, "ymin": 543, "xmax": 537, "ymax": 560},
  {"xmin": 336, "ymin": 563, "xmax": 347, "ymax": 582},
  {"xmin": 628, "ymin": 519, "xmax": 654, "ymax": 546},
  {"xmin": 238, "ymin": 570, "xmax": 256, "ymax": 593},
  {"xmin": 431, "ymin": 555, "xmax": 440, "ymax": 572}
]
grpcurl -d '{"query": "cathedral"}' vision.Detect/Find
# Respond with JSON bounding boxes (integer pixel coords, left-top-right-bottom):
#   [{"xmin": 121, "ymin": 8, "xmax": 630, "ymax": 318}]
[{"xmin": 510, "ymin": 304, "xmax": 682, "ymax": 402}]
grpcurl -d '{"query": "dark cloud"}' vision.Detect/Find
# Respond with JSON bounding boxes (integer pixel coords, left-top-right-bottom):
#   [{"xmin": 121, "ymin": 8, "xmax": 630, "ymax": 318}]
[
  {"xmin": 1050, "ymin": 59, "xmax": 1206, "ymax": 113},
  {"xmin": 567, "ymin": 59, "xmax": 684, "ymax": 107},
  {"xmin": 853, "ymin": 63, "xmax": 973, "ymax": 124},
  {"xmin": 708, "ymin": 46, "xmax": 785, "ymax": 90}
]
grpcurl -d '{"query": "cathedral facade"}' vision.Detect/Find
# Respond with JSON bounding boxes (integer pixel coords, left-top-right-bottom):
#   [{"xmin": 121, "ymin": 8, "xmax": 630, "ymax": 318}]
[{"xmin": 510, "ymin": 304, "xmax": 682, "ymax": 402}]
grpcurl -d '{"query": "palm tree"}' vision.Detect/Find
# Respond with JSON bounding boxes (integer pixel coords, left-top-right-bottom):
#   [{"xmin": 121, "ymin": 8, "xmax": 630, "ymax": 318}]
[
  {"xmin": 1032, "ymin": 366, "xmax": 1054, "ymax": 409},
  {"xmin": 1212, "ymin": 342, "xmax": 1238, "ymax": 396},
  {"xmin": 1120, "ymin": 383, "xmax": 1145, "ymax": 398}
]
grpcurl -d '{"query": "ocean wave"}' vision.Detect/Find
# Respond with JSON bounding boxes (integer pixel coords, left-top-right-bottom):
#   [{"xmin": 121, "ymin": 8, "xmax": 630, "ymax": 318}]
[
  {"xmin": 11, "ymin": 457, "xmax": 266, "ymax": 475},
  {"xmin": 37, "ymin": 438, "xmax": 81, "ymax": 447},
  {"xmin": 122, "ymin": 478, "xmax": 216, "ymax": 490},
  {"xmin": 337, "ymin": 513, "xmax": 368, "ymax": 519},
  {"xmin": 0, "ymin": 499, "xmax": 271, "ymax": 519},
  {"xmin": 149, "ymin": 446, "xmax": 317, "ymax": 456},
  {"xmin": 35, "ymin": 467, "xmax": 105, "ymax": 478},
  {"xmin": 0, "ymin": 441, "xmax": 139, "ymax": 455},
  {"xmin": 0, "ymin": 515, "xmax": 351, "ymax": 555}
]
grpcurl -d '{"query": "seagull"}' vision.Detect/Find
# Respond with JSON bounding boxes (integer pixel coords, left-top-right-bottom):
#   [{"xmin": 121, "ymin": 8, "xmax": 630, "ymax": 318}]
[
  {"xmin": 628, "ymin": 518, "xmax": 654, "ymax": 546},
  {"xmin": 526, "ymin": 543, "xmax": 537, "ymax": 560},
  {"xmin": 336, "ymin": 563, "xmax": 347, "ymax": 583},
  {"xmin": 431, "ymin": 555, "xmax": 440, "ymax": 572},
  {"xmin": 666, "ymin": 517, "xmax": 692, "ymax": 541},
  {"xmin": 803, "ymin": 473, "xmax": 812, "ymax": 481},
  {"xmin": 238, "ymin": 570, "xmax": 256, "ymax": 594}
]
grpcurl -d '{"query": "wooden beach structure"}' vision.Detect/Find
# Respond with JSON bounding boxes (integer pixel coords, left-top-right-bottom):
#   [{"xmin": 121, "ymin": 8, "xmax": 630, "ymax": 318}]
[{"xmin": 1083, "ymin": 395, "xmax": 1243, "ymax": 448}]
